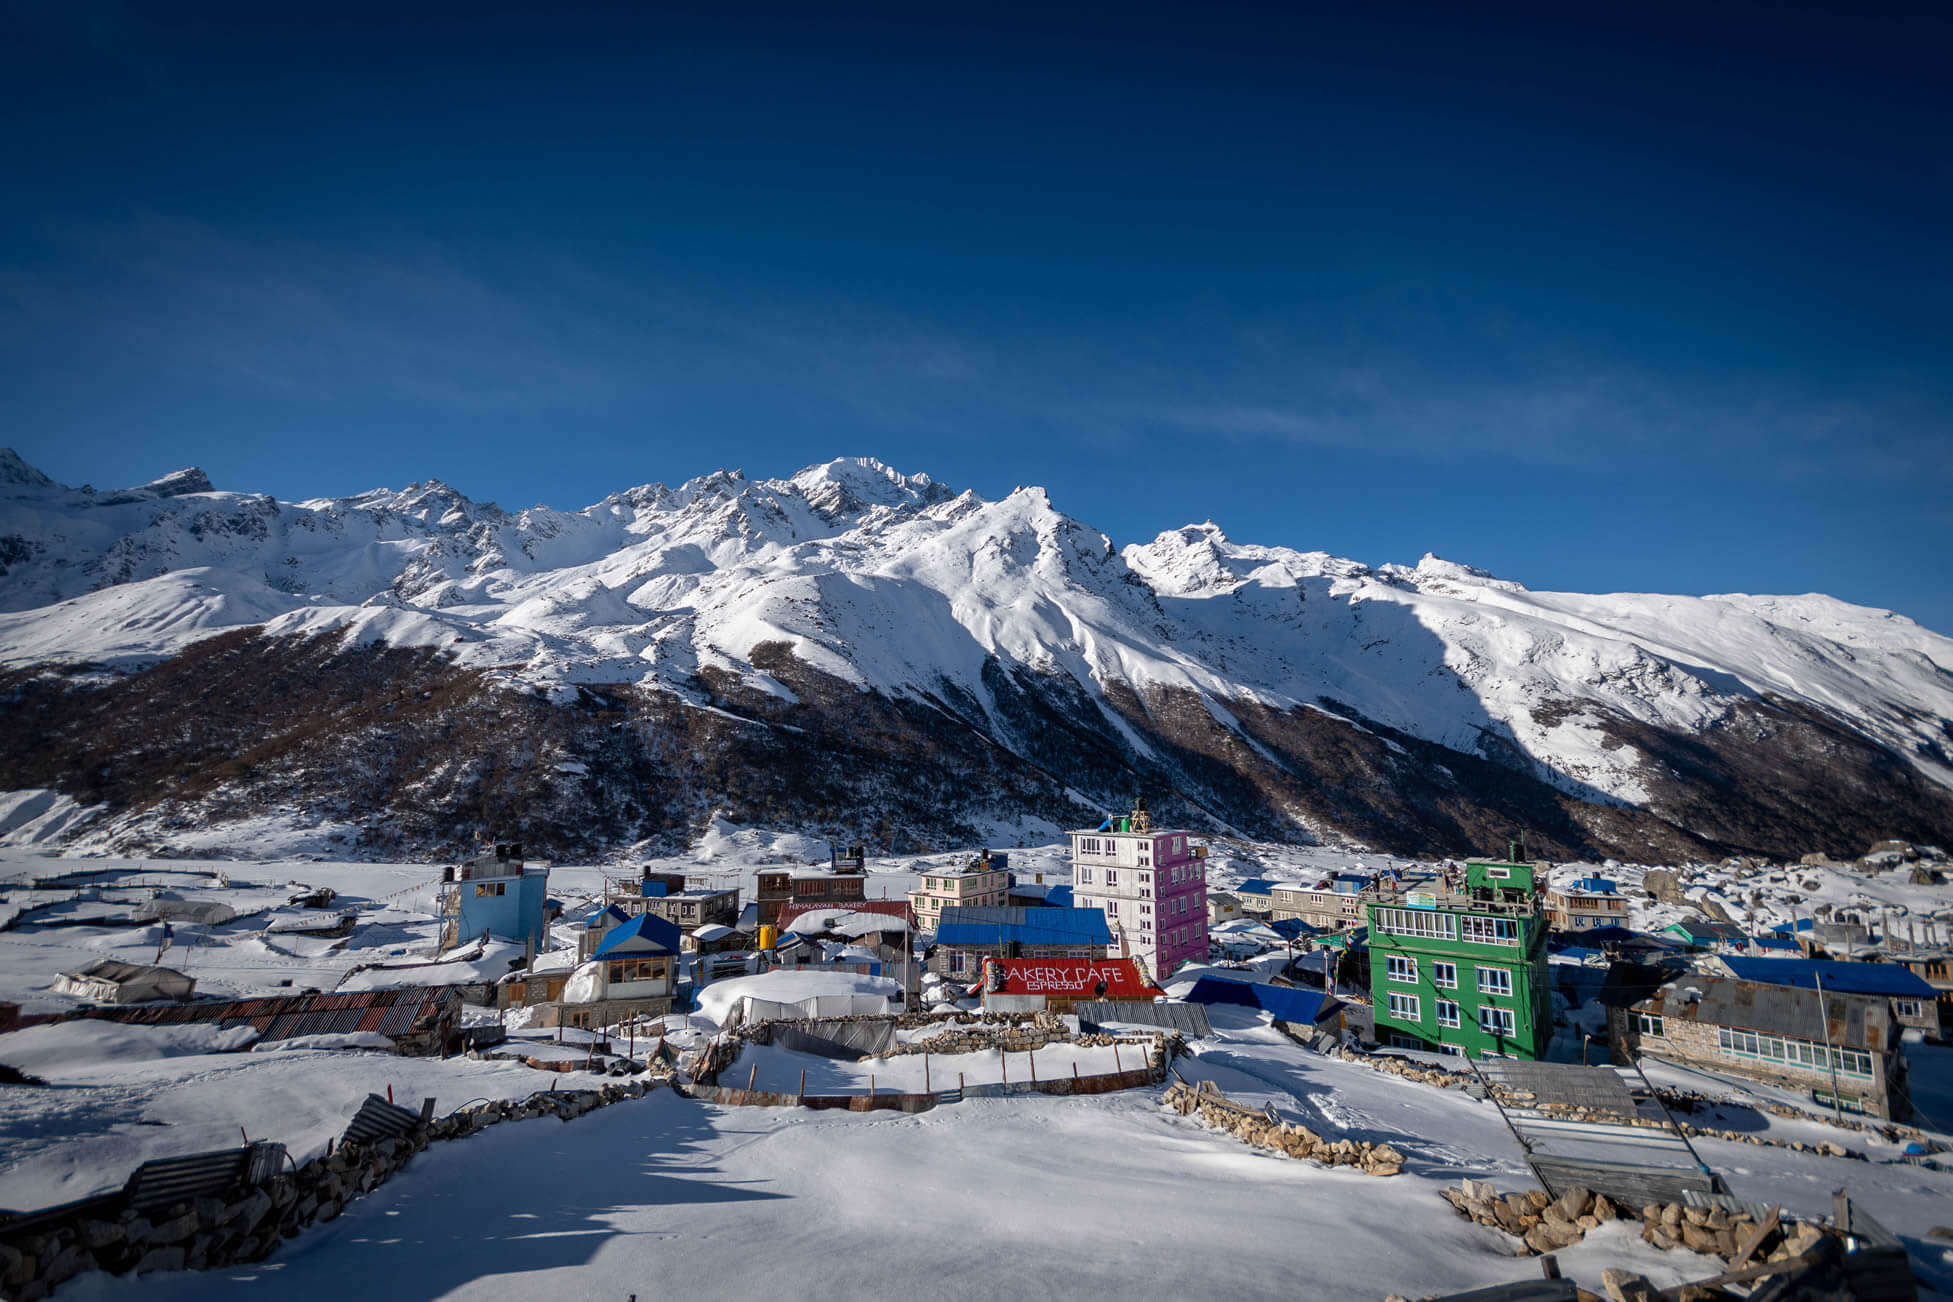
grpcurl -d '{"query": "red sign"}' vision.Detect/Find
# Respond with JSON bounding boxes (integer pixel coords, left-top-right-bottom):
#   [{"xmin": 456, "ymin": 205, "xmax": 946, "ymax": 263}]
[{"xmin": 986, "ymin": 957, "xmax": 1155, "ymax": 999}]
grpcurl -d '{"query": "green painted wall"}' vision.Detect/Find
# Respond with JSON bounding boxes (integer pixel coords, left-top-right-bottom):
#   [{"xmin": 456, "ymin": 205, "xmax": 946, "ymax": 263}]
[{"xmin": 1364, "ymin": 899, "xmax": 1550, "ymax": 1059}]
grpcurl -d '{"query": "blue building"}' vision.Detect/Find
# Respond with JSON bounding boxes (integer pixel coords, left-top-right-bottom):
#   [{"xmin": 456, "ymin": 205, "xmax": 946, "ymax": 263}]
[{"xmin": 438, "ymin": 842, "xmax": 550, "ymax": 956}]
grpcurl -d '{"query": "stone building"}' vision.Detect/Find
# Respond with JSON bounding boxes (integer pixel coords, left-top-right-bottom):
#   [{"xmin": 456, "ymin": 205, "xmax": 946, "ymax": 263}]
[
  {"xmin": 909, "ymin": 850, "xmax": 1009, "ymax": 931},
  {"xmin": 1270, "ymin": 873, "xmax": 1376, "ymax": 932},
  {"xmin": 1543, "ymin": 875, "xmax": 1629, "ymax": 932},
  {"xmin": 1608, "ymin": 974, "xmax": 1910, "ymax": 1120}
]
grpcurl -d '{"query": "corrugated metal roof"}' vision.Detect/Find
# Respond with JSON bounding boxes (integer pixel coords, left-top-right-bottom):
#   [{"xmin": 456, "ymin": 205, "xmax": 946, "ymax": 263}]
[
  {"xmin": 1234, "ymin": 879, "xmax": 1280, "ymax": 896},
  {"xmin": 1075, "ymin": 1000, "xmax": 1212, "ymax": 1037},
  {"xmin": 936, "ymin": 906, "xmax": 1112, "ymax": 948},
  {"xmin": 77, "ymin": 984, "xmax": 456, "ymax": 1044},
  {"xmin": 1720, "ymin": 957, "xmax": 1936, "ymax": 998},
  {"xmin": 1042, "ymin": 885, "xmax": 1074, "ymax": 908},
  {"xmin": 1185, "ymin": 976, "xmax": 1336, "ymax": 1025}
]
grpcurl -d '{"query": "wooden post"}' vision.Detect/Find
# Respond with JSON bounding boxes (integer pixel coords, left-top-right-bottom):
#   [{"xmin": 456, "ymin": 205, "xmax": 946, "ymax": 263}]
[
  {"xmin": 1114, "ymin": 1043, "xmax": 1122, "ymax": 1073},
  {"xmin": 1072, "ymin": 1061, "xmax": 1080, "ymax": 1081},
  {"xmin": 870, "ymin": 1073, "xmax": 876, "ymax": 1102},
  {"xmin": 1029, "ymin": 1049, "xmax": 1036, "ymax": 1082},
  {"xmin": 747, "ymin": 1062, "xmax": 758, "ymax": 1093},
  {"xmin": 925, "ymin": 1054, "xmax": 931, "ymax": 1093},
  {"xmin": 1001, "ymin": 1049, "xmax": 1007, "ymax": 1084},
  {"xmin": 798, "ymin": 1068, "xmax": 806, "ymax": 1103}
]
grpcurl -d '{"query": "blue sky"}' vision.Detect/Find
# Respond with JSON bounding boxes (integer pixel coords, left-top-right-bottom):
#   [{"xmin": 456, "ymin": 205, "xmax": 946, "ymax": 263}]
[{"xmin": 4, "ymin": 1, "xmax": 1950, "ymax": 631}]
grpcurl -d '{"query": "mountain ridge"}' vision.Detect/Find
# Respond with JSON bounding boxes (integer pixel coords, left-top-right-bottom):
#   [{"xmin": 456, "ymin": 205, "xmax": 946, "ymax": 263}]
[{"xmin": 2, "ymin": 448, "xmax": 1950, "ymax": 862}]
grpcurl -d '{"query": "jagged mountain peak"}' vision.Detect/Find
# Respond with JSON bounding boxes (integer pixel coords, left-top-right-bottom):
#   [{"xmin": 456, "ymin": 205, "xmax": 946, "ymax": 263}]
[
  {"xmin": 0, "ymin": 449, "xmax": 56, "ymax": 493},
  {"xmin": 143, "ymin": 466, "xmax": 214, "ymax": 498},
  {"xmin": 3, "ymin": 453, "xmax": 1952, "ymax": 863}
]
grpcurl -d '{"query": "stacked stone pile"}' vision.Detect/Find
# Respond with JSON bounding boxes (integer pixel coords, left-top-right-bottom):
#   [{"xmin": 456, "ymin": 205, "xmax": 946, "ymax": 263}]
[
  {"xmin": 1161, "ymin": 1080, "xmax": 1405, "ymax": 1175},
  {"xmin": 1439, "ymin": 1178, "xmax": 1828, "ymax": 1262}
]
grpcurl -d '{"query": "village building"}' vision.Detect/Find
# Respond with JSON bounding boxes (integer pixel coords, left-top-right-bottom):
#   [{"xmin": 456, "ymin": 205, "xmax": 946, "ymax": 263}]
[
  {"xmin": 53, "ymin": 959, "xmax": 195, "ymax": 1004},
  {"xmin": 1609, "ymin": 974, "xmax": 1911, "ymax": 1120},
  {"xmin": 1232, "ymin": 878, "xmax": 1279, "ymax": 918},
  {"xmin": 1889, "ymin": 950, "xmax": 1953, "ymax": 1030},
  {"xmin": 908, "ymin": 850, "xmax": 1010, "ymax": 930},
  {"xmin": 1186, "ymin": 975, "xmax": 1345, "ymax": 1038},
  {"xmin": 1269, "ymin": 873, "xmax": 1376, "ymax": 932},
  {"xmin": 1207, "ymin": 891, "xmax": 1244, "ymax": 927},
  {"xmin": 754, "ymin": 865, "xmax": 866, "ymax": 928},
  {"xmin": 1543, "ymin": 875, "xmax": 1630, "ymax": 932},
  {"xmin": 1364, "ymin": 858, "xmax": 1551, "ymax": 1059},
  {"xmin": 437, "ymin": 842, "xmax": 550, "ymax": 956},
  {"xmin": 930, "ymin": 906, "xmax": 1113, "ymax": 978},
  {"xmin": 556, "ymin": 913, "xmax": 682, "ymax": 1030},
  {"xmin": 1661, "ymin": 919, "xmax": 1752, "ymax": 953},
  {"xmin": 1714, "ymin": 955, "xmax": 1943, "ymax": 1038},
  {"xmin": 975, "ymin": 955, "xmax": 1155, "ymax": 1013},
  {"xmin": 600, "ymin": 869, "xmax": 741, "ymax": 940},
  {"xmin": 1068, "ymin": 799, "xmax": 1210, "ymax": 982}
]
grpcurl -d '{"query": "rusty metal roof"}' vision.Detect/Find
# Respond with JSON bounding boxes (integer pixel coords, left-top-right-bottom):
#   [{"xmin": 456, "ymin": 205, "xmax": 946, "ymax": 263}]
[{"xmin": 74, "ymin": 985, "xmax": 457, "ymax": 1043}]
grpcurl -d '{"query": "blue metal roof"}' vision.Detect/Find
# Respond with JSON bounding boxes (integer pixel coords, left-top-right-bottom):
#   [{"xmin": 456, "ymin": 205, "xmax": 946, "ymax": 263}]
[
  {"xmin": 1235, "ymin": 878, "xmax": 1280, "ymax": 896},
  {"xmin": 1268, "ymin": 917, "xmax": 1318, "ymax": 939},
  {"xmin": 591, "ymin": 911, "xmax": 681, "ymax": 958},
  {"xmin": 1768, "ymin": 918, "xmax": 1815, "ymax": 935},
  {"xmin": 1043, "ymin": 885, "xmax": 1074, "ymax": 909},
  {"xmin": 1185, "ymin": 976, "xmax": 1335, "ymax": 1025},
  {"xmin": 1567, "ymin": 877, "xmax": 1619, "ymax": 894},
  {"xmin": 584, "ymin": 902, "xmax": 630, "ymax": 930},
  {"xmin": 1721, "ymin": 956, "xmax": 1936, "ymax": 998},
  {"xmin": 936, "ymin": 906, "xmax": 1111, "ymax": 948}
]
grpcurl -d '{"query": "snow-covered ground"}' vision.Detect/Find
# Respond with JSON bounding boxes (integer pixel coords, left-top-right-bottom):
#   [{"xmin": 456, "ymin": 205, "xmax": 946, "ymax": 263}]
[
  {"xmin": 0, "ymin": 1020, "xmax": 588, "ymax": 1213},
  {"xmin": 46, "ymin": 1011, "xmax": 1953, "ymax": 1302},
  {"xmin": 4, "ymin": 835, "xmax": 1953, "ymax": 1297}
]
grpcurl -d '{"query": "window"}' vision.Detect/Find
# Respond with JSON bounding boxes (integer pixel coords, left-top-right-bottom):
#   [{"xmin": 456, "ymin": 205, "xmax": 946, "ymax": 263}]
[
  {"xmin": 1105, "ymin": 871, "xmax": 1119, "ymax": 887},
  {"xmin": 1078, "ymin": 869, "xmax": 1092, "ymax": 886},
  {"xmin": 1386, "ymin": 955, "xmax": 1418, "ymax": 983},
  {"xmin": 1387, "ymin": 993, "xmax": 1420, "ymax": 1021},
  {"xmin": 949, "ymin": 952, "xmax": 969, "ymax": 974},
  {"xmin": 1479, "ymin": 1006, "xmax": 1516, "ymax": 1036},
  {"xmin": 1432, "ymin": 962, "xmax": 1458, "ymax": 989},
  {"xmin": 474, "ymin": 882, "xmax": 506, "ymax": 897},
  {"xmin": 1485, "ymin": 864, "xmax": 1511, "ymax": 880},
  {"xmin": 1477, "ymin": 967, "xmax": 1513, "ymax": 997},
  {"xmin": 1895, "ymin": 999, "xmax": 1923, "ymax": 1018},
  {"xmin": 1636, "ymin": 1012, "xmax": 1665, "ymax": 1037},
  {"xmin": 1375, "ymin": 909, "xmax": 1457, "ymax": 940},
  {"xmin": 1140, "ymin": 903, "xmax": 1152, "ymax": 915},
  {"xmin": 1436, "ymin": 1000, "xmax": 1461, "ymax": 1028},
  {"xmin": 1461, "ymin": 916, "xmax": 1519, "ymax": 946},
  {"xmin": 1717, "ymin": 1028, "xmax": 1872, "ymax": 1077},
  {"xmin": 1139, "ymin": 873, "xmax": 1150, "ymax": 886}
]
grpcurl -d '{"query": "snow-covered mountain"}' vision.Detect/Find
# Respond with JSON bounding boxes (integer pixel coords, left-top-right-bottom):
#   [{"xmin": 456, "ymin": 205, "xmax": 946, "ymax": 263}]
[{"xmin": 3, "ymin": 450, "xmax": 1950, "ymax": 862}]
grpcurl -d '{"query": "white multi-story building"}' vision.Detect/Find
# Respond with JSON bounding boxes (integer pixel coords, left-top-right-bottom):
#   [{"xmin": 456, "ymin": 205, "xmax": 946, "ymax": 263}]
[{"xmin": 1069, "ymin": 800, "xmax": 1209, "ymax": 982}]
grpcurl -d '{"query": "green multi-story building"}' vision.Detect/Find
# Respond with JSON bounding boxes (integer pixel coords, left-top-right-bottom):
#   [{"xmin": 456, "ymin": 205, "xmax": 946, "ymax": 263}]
[{"xmin": 1364, "ymin": 858, "xmax": 1551, "ymax": 1059}]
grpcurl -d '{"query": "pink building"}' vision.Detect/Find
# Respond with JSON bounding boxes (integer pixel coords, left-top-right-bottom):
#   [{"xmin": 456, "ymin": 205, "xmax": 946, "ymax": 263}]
[{"xmin": 1069, "ymin": 800, "xmax": 1210, "ymax": 982}]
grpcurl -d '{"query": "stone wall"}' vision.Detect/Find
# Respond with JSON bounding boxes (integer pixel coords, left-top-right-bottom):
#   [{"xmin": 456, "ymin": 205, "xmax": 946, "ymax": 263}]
[{"xmin": 1161, "ymin": 1079, "xmax": 1406, "ymax": 1175}]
